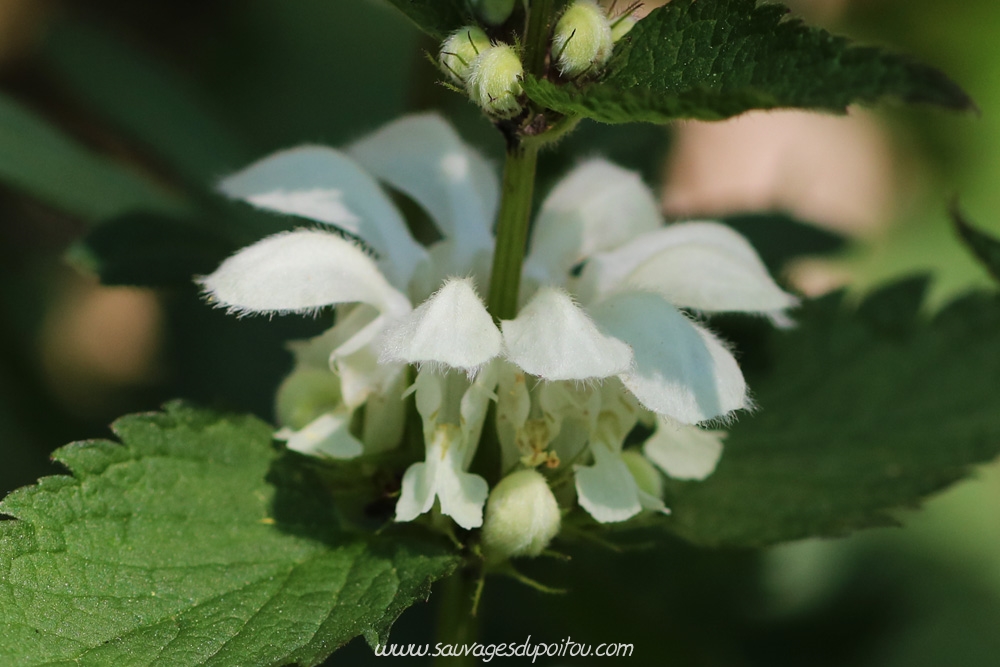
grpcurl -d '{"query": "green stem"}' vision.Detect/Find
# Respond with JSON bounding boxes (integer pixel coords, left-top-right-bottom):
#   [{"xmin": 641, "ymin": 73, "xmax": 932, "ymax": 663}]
[
  {"xmin": 487, "ymin": 143, "xmax": 539, "ymax": 320},
  {"xmin": 484, "ymin": 0, "xmax": 555, "ymax": 320},
  {"xmin": 524, "ymin": 0, "xmax": 555, "ymax": 78},
  {"xmin": 434, "ymin": 568, "xmax": 481, "ymax": 667}
]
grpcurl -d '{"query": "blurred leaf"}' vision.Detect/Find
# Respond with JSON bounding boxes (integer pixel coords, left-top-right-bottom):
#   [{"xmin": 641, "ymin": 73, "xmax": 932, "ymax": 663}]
[
  {"xmin": 199, "ymin": 1, "xmax": 418, "ymax": 151},
  {"xmin": 43, "ymin": 22, "xmax": 253, "ymax": 183},
  {"xmin": 0, "ymin": 92, "xmax": 187, "ymax": 222},
  {"xmin": 952, "ymin": 204, "xmax": 1000, "ymax": 284},
  {"xmin": 664, "ymin": 278, "xmax": 1000, "ymax": 547},
  {"xmin": 0, "ymin": 403, "xmax": 457, "ymax": 666},
  {"xmin": 383, "ymin": 0, "xmax": 470, "ymax": 39},
  {"xmin": 723, "ymin": 212, "xmax": 848, "ymax": 274},
  {"xmin": 70, "ymin": 212, "xmax": 238, "ymax": 287},
  {"xmin": 523, "ymin": 0, "xmax": 973, "ymax": 124}
]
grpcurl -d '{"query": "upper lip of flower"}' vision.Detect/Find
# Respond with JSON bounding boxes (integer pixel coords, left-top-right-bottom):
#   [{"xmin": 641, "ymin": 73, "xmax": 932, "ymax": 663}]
[{"xmin": 198, "ymin": 112, "xmax": 797, "ymax": 427}]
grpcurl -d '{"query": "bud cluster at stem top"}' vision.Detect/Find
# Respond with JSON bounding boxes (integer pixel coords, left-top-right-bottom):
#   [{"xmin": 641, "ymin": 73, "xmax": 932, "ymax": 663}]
[
  {"xmin": 439, "ymin": 26, "xmax": 525, "ymax": 118},
  {"xmin": 437, "ymin": 1, "xmax": 644, "ymax": 124}
]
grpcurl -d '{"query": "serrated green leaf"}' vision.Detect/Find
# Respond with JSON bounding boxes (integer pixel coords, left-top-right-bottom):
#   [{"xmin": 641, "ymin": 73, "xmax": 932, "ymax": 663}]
[
  {"xmin": 383, "ymin": 0, "xmax": 470, "ymax": 39},
  {"xmin": 523, "ymin": 0, "xmax": 973, "ymax": 123},
  {"xmin": 43, "ymin": 22, "xmax": 253, "ymax": 184},
  {"xmin": 0, "ymin": 92, "xmax": 187, "ymax": 223},
  {"xmin": 0, "ymin": 403, "xmax": 458, "ymax": 666},
  {"xmin": 663, "ymin": 278, "xmax": 1000, "ymax": 547},
  {"xmin": 952, "ymin": 205, "xmax": 1000, "ymax": 285}
]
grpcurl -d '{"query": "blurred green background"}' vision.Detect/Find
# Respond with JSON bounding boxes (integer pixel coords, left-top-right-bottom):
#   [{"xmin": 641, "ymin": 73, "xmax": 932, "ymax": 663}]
[{"xmin": 0, "ymin": 0, "xmax": 998, "ymax": 664}]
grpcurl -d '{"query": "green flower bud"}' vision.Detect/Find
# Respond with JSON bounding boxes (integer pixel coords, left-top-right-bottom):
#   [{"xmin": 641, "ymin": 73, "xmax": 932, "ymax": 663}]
[
  {"xmin": 482, "ymin": 469, "xmax": 561, "ymax": 560},
  {"xmin": 275, "ymin": 367, "xmax": 342, "ymax": 430},
  {"xmin": 466, "ymin": 43, "xmax": 524, "ymax": 118},
  {"xmin": 552, "ymin": 0, "xmax": 614, "ymax": 78},
  {"xmin": 471, "ymin": 0, "xmax": 516, "ymax": 26},
  {"xmin": 621, "ymin": 449, "xmax": 663, "ymax": 500},
  {"xmin": 610, "ymin": 14, "xmax": 637, "ymax": 43},
  {"xmin": 440, "ymin": 25, "xmax": 491, "ymax": 85}
]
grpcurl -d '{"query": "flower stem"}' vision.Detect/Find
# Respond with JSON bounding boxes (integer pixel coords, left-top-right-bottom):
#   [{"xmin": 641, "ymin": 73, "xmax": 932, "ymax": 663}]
[
  {"xmin": 487, "ymin": 143, "xmax": 539, "ymax": 320},
  {"xmin": 524, "ymin": 0, "xmax": 555, "ymax": 78},
  {"xmin": 434, "ymin": 567, "xmax": 481, "ymax": 667}
]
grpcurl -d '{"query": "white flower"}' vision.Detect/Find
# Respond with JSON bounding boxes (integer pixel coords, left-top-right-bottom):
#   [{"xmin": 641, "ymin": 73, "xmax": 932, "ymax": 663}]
[{"xmin": 199, "ymin": 113, "xmax": 795, "ymax": 527}]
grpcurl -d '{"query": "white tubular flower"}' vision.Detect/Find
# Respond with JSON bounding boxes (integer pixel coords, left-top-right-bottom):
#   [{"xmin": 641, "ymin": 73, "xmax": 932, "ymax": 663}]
[
  {"xmin": 395, "ymin": 364, "xmax": 498, "ymax": 529},
  {"xmin": 199, "ymin": 113, "xmax": 793, "ymax": 527}
]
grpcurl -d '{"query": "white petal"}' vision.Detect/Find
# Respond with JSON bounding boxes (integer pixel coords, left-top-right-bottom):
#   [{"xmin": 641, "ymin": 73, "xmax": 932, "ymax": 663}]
[
  {"xmin": 348, "ymin": 114, "xmax": 497, "ymax": 260},
  {"xmin": 501, "ymin": 287, "xmax": 632, "ymax": 381},
  {"xmin": 525, "ymin": 159, "xmax": 662, "ymax": 282},
  {"xmin": 574, "ymin": 444, "xmax": 641, "ymax": 523},
  {"xmin": 590, "ymin": 291, "xmax": 748, "ymax": 424},
  {"xmin": 199, "ymin": 229, "xmax": 411, "ymax": 316},
  {"xmin": 395, "ymin": 462, "xmax": 437, "ymax": 522},
  {"xmin": 433, "ymin": 433, "xmax": 490, "ymax": 529},
  {"xmin": 395, "ymin": 424, "xmax": 489, "ymax": 529},
  {"xmin": 644, "ymin": 420, "xmax": 725, "ymax": 481},
  {"xmin": 578, "ymin": 222, "xmax": 796, "ymax": 313},
  {"xmin": 277, "ymin": 411, "xmax": 363, "ymax": 459},
  {"xmin": 379, "ymin": 277, "xmax": 501, "ymax": 371},
  {"xmin": 219, "ymin": 146, "xmax": 425, "ymax": 287}
]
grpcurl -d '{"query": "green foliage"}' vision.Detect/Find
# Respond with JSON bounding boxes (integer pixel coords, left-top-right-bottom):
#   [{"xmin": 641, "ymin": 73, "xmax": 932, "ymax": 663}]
[
  {"xmin": 383, "ymin": 0, "xmax": 470, "ymax": 39},
  {"xmin": 0, "ymin": 403, "xmax": 458, "ymax": 666},
  {"xmin": 953, "ymin": 205, "xmax": 1000, "ymax": 284},
  {"xmin": 70, "ymin": 213, "xmax": 238, "ymax": 288},
  {"xmin": 523, "ymin": 0, "xmax": 973, "ymax": 124},
  {"xmin": 43, "ymin": 23, "xmax": 253, "ymax": 184},
  {"xmin": 663, "ymin": 278, "xmax": 1000, "ymax": 547},
  {"xmin": 0, "ymin": 92, "xmax": 187, "ymax": 223}
]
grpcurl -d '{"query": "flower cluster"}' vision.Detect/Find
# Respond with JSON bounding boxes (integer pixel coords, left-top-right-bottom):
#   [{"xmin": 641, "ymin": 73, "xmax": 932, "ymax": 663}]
[
  {"xmin": 200, "ymin": 114, "xmax": 794, "ymax": 555},
  {"xmin": 439, "ymin": 0, "xmax": 636, "ymax": 118}
]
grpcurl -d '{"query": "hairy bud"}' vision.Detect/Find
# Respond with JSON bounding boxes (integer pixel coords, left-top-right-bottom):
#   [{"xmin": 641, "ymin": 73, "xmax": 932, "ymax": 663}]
[
  {"xmin": 466, "ymin": 43, "xmax": 524, "ymax": 118},
  {"xmin": 552, "ymin": 0, "xmax": 613, "ymax": 78},
  {"xmin": 482, "ymin": 469, "xmax": 561, "ymax": 560},
  {"xmin": 440, "ymin": 26, "xmax": 492, "ymax": 85}
]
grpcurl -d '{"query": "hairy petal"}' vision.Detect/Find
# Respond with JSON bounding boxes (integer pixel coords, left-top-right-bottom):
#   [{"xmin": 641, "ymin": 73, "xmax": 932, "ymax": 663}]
[
  {"xmin": 578, "ymin": 222, "xmax": 796, "ymax": 315},
  {"xmin": 219, "ymin": 146, "xmax": 425, "ymax": 287},
  {"xmin": 501, "ymin": 287, "xmax": 633, "ymax": 380},
  {"xmin": 525, "ymin": 159, "xmax": 662, "ymax": 283},
  {"xmin": 590, "ymin": 291, "xmax": 748, "ymax": 424},
  {"xmin": 379, "ymin": 278, "xmax": 501, "ymax": 371},
  {"xmin": 348, "ymin": 113, "xmax": 497, "ymax": 261},
  {"xmin": 198, "ymin": 229, "xmax": 410, "ymax": 317}
]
